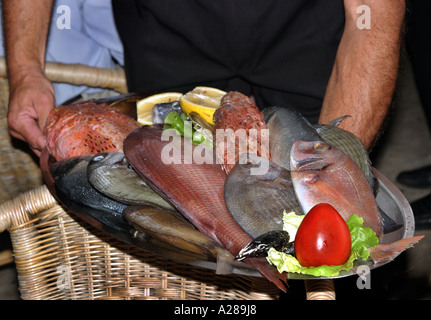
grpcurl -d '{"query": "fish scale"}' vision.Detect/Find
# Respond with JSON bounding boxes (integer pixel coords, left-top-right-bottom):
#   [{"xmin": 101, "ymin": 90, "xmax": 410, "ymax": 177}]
[
  {"xmin": 45, "ymin": 102, "xmax": 140, "ymax": 161},
  {"xmin": 83, "ymin": 129, "xmax": 118, "ymax": 153}
]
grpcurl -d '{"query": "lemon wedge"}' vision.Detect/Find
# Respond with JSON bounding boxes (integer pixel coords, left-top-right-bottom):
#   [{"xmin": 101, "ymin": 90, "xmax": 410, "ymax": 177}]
[
  {"xmin": 179, "ymin": 86, "xmax": 226, "ymax": 125},
  {"xmin": 136, "ymin": 92, "xmax": 182, "ymax": 125}
]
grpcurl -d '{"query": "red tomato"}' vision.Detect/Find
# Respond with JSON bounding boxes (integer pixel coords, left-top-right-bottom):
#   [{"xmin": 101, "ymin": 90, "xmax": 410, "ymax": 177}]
[{"xmin": 294, "ymin": 203, "xmax": 351, "ymax": 267}]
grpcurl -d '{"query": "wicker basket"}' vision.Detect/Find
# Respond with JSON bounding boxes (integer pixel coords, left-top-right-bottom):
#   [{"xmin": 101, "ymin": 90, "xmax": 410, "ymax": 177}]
[
  {"xmin": 0, "ymin": 60, "xmax": 335, "ymax": 300},
  {"xmin": 0, "ymin": 185, "xmax": 286, "ymax": 300},
  {"xmin": 0, "ymin": 185, "xmax": 336, "ymax": 300},
  {"xmin": 0, "ymin": 76, "xmax": 43, "ymax": 203}
]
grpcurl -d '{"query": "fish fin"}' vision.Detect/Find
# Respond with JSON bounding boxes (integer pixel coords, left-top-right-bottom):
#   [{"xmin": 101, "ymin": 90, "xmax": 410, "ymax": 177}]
[
  {"xmin": 247, "ymin": 257, "xmax": 288, "ymax": 292},
  {"xmin": 214, "ymin": 248, "xmax": 235, "ymax": 275},
  {"xmin": 262, "ymin": 106, "xmax": 280, "ymax": 123},
  {"xmin": 370, "ymin": 235, "xmax": 424, "ymax": 264},
  {"xmin": 327, "ymin": 115, "xmax": 351, "ymax": 127},
  {"xmin": 379, "ymin": 208, "xmax": 403, "ymax": 234}
]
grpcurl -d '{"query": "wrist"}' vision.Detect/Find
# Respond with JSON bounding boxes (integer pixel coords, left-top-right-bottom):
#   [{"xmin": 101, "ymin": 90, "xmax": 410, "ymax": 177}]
[{"xmin": 7, "ymin": 65, "xmax": 51, "ymax": 92}]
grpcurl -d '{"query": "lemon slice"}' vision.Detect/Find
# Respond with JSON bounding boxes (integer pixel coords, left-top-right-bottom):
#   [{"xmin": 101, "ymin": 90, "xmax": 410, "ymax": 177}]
[
  {"xmin": 136, "ymin": 92, "xmax": 182, "ymax": 125},
  {"xmin": 179, "ymin": 86, "xmax": 226, "ymax": 125}
]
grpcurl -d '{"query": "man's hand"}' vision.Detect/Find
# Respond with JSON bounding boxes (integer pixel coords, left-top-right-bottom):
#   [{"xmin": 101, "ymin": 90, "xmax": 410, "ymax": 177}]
[
  {"xmin": 3, "ymin": 0, "xmax": 54, "ymax": 156},
  {"xmin": 7, "ymin": 71, "xmax": 55, "ymax": 156}
]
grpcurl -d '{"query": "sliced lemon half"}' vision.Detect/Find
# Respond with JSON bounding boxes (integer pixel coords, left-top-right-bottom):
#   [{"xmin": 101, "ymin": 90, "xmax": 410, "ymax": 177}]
[
  {"xmin": 179, "ymin": 86, "xmax": 226, "ymax": 125},
  {"xmin": 136, "ymin": 92, "xmax": 182, "ymax": 125}
]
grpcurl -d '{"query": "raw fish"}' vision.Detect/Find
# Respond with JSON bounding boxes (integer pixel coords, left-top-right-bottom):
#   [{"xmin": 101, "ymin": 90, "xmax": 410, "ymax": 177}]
[
  {"xmin": 290, "ymin": 140, "xmax": 383, "ymax": 237},
  {"xmin": 51, "ymin": 155, "xmax": 127, "ymax": 216},
  {"xmin": 124, "ymin": 205, "xmax": 235, "ymax": 274},
  {"xmin": 213, "ymin": 92, "xmax": 270, "ymax": 174},
  {"xmin": 87, "ymin": 152, "xmax": 174, "ymax": 210},
  {"xmin": 225, "ymin": 153, "xmax": 303, "ymax": 239},
  {"xmin": 124, "ymin": 125, "xmax": 287, "ymax": 291},
  {"xmin": 45, "ymin": 102, "xmax": 140, "ymax": 161}
]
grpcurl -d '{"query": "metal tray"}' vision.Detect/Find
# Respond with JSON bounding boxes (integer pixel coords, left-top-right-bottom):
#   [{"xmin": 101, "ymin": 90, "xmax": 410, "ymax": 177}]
[{"xmin": 40, "ymin": 149, "xmax": 415, "ymax": 280}]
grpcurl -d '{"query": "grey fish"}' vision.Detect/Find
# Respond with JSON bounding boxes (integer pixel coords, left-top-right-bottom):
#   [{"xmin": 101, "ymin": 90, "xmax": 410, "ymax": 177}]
[
  {"xmin": 123, "ymin": 205, "xmax": 235, "ymax": 274},
  {"xmin": 224, "ymin": 153, "xmax": 303, "ymax": 239},
  {"xmin": 87, "ymin": 152, "xmax": 175, "ymax": 210},
  {"xmin": 264, "ymin": 106, "xmax": 322, "ymax": 170},
  {"xmin": 151, "ymin": 100, "xmax": 182, "ymax": 125},
  {"xmin": 51, "ymin": 155, "xmax": 128, "ymax": 216}
]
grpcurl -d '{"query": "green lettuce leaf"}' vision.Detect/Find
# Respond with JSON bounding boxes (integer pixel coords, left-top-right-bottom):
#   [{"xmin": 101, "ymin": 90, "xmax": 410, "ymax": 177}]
[
  {"xmin": 282, "ymin": 211, "xmax": 305, "ymax": 241},
  {"xmin": 347, "ymin": 214, "xmax": 379, "ymax": 261},
  {"xmin": 266, "ymin": 213, "xmax": 379, "ymax": 277}
]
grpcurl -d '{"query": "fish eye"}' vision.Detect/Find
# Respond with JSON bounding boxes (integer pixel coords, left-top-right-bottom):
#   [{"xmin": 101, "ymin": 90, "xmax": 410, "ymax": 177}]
[
  {"xmin": 242, "ymin": 158, "xmax": 255, "ymax": 168},
  {"xmin": 313, "ymin": 142, "xmax": 328, "ymax": 153},
  {"xmin": 92, "ymin": 154, "xmax": 105, "ymax": 162}
]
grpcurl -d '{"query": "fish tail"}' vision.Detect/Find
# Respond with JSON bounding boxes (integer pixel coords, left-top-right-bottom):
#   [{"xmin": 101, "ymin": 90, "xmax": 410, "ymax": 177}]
[
  {"xmin": 370, "ymin": 235, "xmax": 424, "ymax": 264},
  {"xmin": 214, "ymin": 248, "xmax": 235, "ymax": 275},
  {"xmin": 247, "ymin": 257, "xmax": 288, "ymax": 292}
]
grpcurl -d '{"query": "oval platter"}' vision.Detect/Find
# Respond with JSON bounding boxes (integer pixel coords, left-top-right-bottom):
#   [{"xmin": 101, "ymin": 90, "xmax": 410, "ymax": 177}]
[{"xmin": 40, "ymin": 148, "xmax": 415, "ymax": 280}]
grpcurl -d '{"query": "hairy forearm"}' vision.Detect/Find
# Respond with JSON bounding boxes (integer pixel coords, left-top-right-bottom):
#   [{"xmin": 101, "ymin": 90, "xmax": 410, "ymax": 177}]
[
  {"xmin": 4, "ymin": 0, "xmax": 55, "ymax": 156},
  {"xmin": 319, "ymin": 0, "xmax": 405, "ymax": 149},
  {"xmin": 3, "ymin": 0, "xmax": 54, "ymax": 84}
]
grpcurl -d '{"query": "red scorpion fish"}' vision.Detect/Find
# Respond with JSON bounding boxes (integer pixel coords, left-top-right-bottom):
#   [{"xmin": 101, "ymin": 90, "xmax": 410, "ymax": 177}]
[
  {"xmin": 213, "ymin": 92, "xmax": 270, "ymax": 174},
  {"xmin": 45, "ymin": 101, "xmax": 140, "ymax": 161}
]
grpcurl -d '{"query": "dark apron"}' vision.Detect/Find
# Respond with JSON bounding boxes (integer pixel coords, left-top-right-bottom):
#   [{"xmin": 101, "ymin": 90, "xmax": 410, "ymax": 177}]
[{"xmin": 112, "ymin": 0, "xmax": 344, "ymax": 122}]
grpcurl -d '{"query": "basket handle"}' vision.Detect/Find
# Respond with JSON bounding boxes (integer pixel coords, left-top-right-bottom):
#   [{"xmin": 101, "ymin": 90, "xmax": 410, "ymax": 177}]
[
  {"xmin": 0, "ymin": 56, "xmax": 128, "ymax": 93},
  {"xmin": 0, "ymin": 185, "xmax": 57, "ymax": 233}
]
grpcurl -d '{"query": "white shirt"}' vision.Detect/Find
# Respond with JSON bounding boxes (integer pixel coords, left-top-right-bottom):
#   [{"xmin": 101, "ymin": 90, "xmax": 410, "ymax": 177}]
[{"xmin": 0, "ymin": 0, "xmax": 124, "ymax": 105}]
